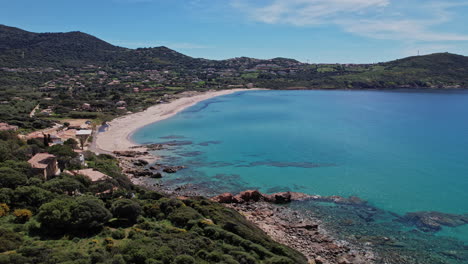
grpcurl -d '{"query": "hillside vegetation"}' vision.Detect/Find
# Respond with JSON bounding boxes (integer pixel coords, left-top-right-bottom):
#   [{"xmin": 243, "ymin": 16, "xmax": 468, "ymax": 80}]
[{"xmin": 0, "ymin": 131, "xmax": 307, "ymax": 264}]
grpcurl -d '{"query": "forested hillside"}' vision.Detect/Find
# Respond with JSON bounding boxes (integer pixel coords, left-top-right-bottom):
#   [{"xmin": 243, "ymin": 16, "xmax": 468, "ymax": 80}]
[{"xmin": 0, "ymin": 131, "xmax": 307, "ymax": 264}]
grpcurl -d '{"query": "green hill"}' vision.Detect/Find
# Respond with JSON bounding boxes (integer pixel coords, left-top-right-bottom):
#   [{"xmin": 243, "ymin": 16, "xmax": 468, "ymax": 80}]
[
  {"xmin": 1, "ymin": 24, "xmax": 468, "ymax": 93},
  {"xmin": 0, "ymin": 25, "xmax": 125, "ymax": 67},
  {"xmin": 333, "ymin": 53, "xmax": 468, "ymax": 88}
]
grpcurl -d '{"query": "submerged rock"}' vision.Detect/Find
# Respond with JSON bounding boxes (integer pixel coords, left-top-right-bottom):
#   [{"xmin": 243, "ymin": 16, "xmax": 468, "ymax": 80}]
[
  {"xmin": 162, "ymin": 165, "xmax": 186, "ymax": 173},
  {"xmin": 401, "ymin": 211, "xmax": 468, "ymax": 232},
  {"xmin": 150, "ymin": 172, "xmax": 162, "ymax": 178},
  {"xmin": 133, "ymin": 159, "xmax": 149, "ymax": 166},
  {"xmin": 126, "ymin": 169, "xmax": 154, "ymax": 177},
  {"xmin": 314, "ymin": 195, "xmax": 368, "ymax": 206},
  {"xmin": 211, "ymin": 190, "xmax": 370, "ymax": 208}
]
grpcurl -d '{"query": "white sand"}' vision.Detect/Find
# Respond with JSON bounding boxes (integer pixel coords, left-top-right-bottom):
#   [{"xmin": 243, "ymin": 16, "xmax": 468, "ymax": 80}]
[{"xmin": 95, "ymin": 89, "xmax": 255, "ymax": 152}]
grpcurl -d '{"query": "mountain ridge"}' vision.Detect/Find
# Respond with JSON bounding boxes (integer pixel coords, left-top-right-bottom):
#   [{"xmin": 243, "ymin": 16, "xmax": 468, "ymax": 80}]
[{"xmin": 1, "ymin": 24, "xmax": 468, "ymax": 89}]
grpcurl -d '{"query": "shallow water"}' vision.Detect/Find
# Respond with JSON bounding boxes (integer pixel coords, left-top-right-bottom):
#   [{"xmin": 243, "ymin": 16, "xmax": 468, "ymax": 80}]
[{"xmin": 133, "ymin": 90, "xmax": 468, "ymax": 255}]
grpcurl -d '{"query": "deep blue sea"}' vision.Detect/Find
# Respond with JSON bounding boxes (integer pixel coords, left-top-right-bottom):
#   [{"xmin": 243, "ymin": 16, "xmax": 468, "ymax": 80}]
[{"xmin": 133, "ymin": 90, "xmax": 468, "ymax": 261}]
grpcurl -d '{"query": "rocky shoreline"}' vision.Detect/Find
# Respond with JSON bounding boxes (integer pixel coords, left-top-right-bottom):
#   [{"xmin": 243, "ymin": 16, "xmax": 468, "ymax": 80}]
[
  {"xmin": 112, "ymin": 147, "xmax": 378, "ymax": 263},
  {"xmin": 111, "ymin": 148, "xmax": 468, "ymax": 263},
  {"xmin": 212, "ymin": 190, "xmax": 377, "ymax": 264}
]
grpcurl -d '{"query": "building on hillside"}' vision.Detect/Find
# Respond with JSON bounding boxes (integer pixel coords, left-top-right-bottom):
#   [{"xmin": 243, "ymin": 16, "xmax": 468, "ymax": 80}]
[
  {"xmin": 0, "ymin": 122, "xmax": 18, "ymax": 131},
  {"xmin": 28, "ymin": 153, "xmax": 59, "ymax": 179},
  {"xmin": 49, "ymin": 134, "xmax": 63, "ymax": 145},
  {"xmin": 116, "ymin": 100, "xmax": 127, "ymax": 107},
  {"xmin": 82, "ymin": 103, "xmax": 91, "ymax": 110},
  {"xmin": 71, "ymin": 169, "xmax": 110, "ymax": 182},
  {"xmin": 73, "ymin": 149, "xmax": 86, "ymax": 166},
  {"xmin": 76, "ymin": 130, "xmax": 92, "ymax": 149}
]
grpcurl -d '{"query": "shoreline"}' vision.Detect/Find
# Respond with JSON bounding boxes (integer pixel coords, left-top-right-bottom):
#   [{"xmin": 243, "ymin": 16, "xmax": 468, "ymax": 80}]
[
  {"xmin": 95, "ymin": 88, "xmax": 259, "ymax": 153},
  {"xmin": 93, "ymin": 88, "xmax": 468, "ymax": 264}
]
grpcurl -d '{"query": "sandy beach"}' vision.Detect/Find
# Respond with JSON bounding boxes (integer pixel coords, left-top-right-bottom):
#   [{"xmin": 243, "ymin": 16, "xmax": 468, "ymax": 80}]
[{"xmin": 95, "ymin": 89, "xmax": 255, "ymax": 153}]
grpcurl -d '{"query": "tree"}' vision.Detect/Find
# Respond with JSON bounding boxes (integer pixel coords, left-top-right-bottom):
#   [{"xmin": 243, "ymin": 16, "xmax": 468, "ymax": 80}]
[
  {"xmin": 37, "ymin": 197, "xmax": 111, "ymax": 233},
  {"xmin": 43, "ymin": 134, "xmax": 49, "ymax": 147},
  {"xmin": 46, "ymin": 145, "xmax": 78, "ymax": 171},
  {"xmin": 0, "ymin": 161, "xmax": 33, "ymax": 178},
  {"xmin": 0, "ymin": 228, "xmax": 23, "ymax": 253},
  {"xmin": 64, "ymin": 138, "xmax": 78, "ymax": 149},
  {"xmin": 0, "ymin": 167, "xmax": 27, "ymax": 188},
  {"xmin": 13, "ymin": 186, "xmax": 54, "ymax": 210},
  {"xmin": 70, "ymin": 196, "xmax": 111, "ymax": 231},
  {"xmin": 37, "ymin": 199, "xmax": 74, "ymax": 231},
  {"xmin": 0, "ymin": 188, "xmax": 14, "ymax": 204},
  {"xmin": 174, "ymin": 255, "xmax": 196, "ymax": 264},
  {"xmin": 42, "ymin": 176, "xmax": 85, "ymax": 195},
  {"xmin": 111, "ymin": 199, "xmax": 142, "ymax": 223}
]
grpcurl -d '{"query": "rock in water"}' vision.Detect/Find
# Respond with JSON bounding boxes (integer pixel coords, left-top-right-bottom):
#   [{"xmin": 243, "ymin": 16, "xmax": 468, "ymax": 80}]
[{"xmin": 401, "ymin": 211, "xmax": 468, "ymax": 232}]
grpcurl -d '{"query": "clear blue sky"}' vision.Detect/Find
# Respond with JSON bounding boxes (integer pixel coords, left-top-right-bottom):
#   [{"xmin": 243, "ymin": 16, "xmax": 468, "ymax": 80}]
[{"xmin": 2, "ymin": 0, "xmax": 468, "ymax": 63}]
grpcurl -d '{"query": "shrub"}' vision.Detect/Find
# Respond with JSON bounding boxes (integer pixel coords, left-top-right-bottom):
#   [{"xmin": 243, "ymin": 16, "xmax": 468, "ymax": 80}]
[
  {"xmin": 231, "ymin": 251, "xmax": 257, "ymax": 264},
  {"xmin": 0, "ymin": 228, "xmax": 23, "ymax": 253},
  {"xmin": 70, "ymin": 196, "xmax": 112, "ymax": 231},
  {"xmin": 143, "ymin": 203, "xmax": 161, "ymax": 219},
  {"xmin": 264, "ymin": 256, "xmax": 295, "ymax": 264},
  {"xmin": 13, "ymin": 186, "xmax": 54, "ymax": 210},
  {"xmin": 103, "ymin": 237, "xmax": 114, "ymax": 251},
  {"xmin": 168, "ymin": 206, "xmax": 202, "ymax": 228},
  {"xmin": 42, "ymin": 176, "xmax": 85, "ymax": 195},
  {"xmin": 111, "ymin": 229, "xmax": 126, "ymax": 240},
  {"xmin": 13, "ymin": 209, "xmax": 32, "ymax": 223},
  {"xmin": 173, "ymin": 255, "xmax": 196, "ymax": 264},
  {"xmin": 0, "ymin": 188, "xmax": 13, "ymax": 204},
  {"xmin": 158, "ymin": 198, "xmax": 184, "ymax": 215},
  {"xmin": 111, "ymin": 199, "xmax": 142, "ymax": 223},
  {"xmin": 37, "ymin": 196, "xmax": 111, "ymax": 233},
  {"xmin": 0, "ymin": 203, "xmax": 9, "ymax": 217},
  {"xmin": 0, "ymin": 167, "xmax": 27, "ymax": 188},
  {"xmin": 37, "ymin": 199, "xmax": 73, "ymax": 231}
]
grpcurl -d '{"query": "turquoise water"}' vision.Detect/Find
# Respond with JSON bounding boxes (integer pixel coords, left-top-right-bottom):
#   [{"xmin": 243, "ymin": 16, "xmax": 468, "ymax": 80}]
[{"xmin": 133, "ymin": 90, "xmax": 468, "ymax": 245}]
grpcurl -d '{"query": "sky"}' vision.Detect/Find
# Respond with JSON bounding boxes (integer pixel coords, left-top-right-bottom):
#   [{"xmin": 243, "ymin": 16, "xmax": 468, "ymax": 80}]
[{"xmin": 2, "ymin": 0, "xmax": 468, "ymax": 63}]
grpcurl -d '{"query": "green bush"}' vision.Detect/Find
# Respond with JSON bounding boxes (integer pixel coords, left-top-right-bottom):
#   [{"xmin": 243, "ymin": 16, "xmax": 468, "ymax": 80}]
[
  {"xmin": 0, "ymin": 188, "xmax": 14, "ymax": 204},
  {"xmin": 168, "ymin": 206, "xmax": 202, "ymax": 228},
  {"xmin": 111, "ymin": 199, "xmax": 142, "ymax": 223},
  {"xmin": 37, "ymin": 196, "xmax": 111, "ymax": 233},
  {"xmin": 0, "ymin": 167, "xmax": 27, "ymax": 188},
  {"xmin": 265, "ymin": 256, "xmax": 296, "ymax": 264},
  {"xmin": 111, "ymin": 229, "xmax": 126, "ymax": 240},
  {"xmin": 173, "ymin": 255, "xmax": 196, "ymax": 264},
  {"xmin": 13, "ymin": 186, "xmax": 54, "ymax": 210},
  {"xmin": 0, "ymin": 228, "xmax": 23, "ymax": 253}
]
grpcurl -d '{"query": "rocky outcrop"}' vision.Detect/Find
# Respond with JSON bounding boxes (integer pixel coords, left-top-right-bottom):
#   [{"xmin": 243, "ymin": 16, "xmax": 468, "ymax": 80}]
[
  {"xmin": 143, "ymin": 144, "xmax": 166, "ymax": 151},
  {"xmin": 162, "ymin": 165, "xmax": 186, "ymax": 173},
  {"xmin": 211, "ymin": 190, "xmax": 368, "ymax": 207},
  {"xmin": 314, "ymin": 195, "xmax": 368, "ymax": 206},
  {"xmin": 133, "ymin": 159, "xmax": 149, "ymax": 166},
  {"xmin": 113, "ymin": 150, "xmax": 149, "ymax": 157},
  {"xmin": 226, "ymin": 202, "xmax": 376, "ymax": 264},
  {"xmin": 150, "ymin": 172, "xmax": 162, "ymax": 178},
  {"xmin": 400, "ymin": 211, "xmax": 468, "ymax": 232},
  {"xmin": 125, "ymin": 169, "xmax": 154, "ymax": 177}
]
